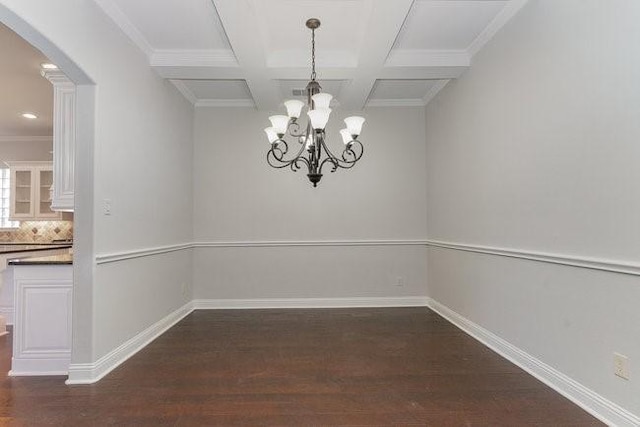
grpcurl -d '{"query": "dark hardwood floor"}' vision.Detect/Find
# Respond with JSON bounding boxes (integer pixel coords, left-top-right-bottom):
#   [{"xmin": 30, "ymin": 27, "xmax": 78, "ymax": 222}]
[{"xmin": 0, "ymin": 308, "xmax": 602, "ymax": 426}]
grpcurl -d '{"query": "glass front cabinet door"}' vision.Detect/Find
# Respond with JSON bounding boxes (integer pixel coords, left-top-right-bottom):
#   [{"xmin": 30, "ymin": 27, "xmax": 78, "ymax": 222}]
[{"xmin": 9, "ymin": 162, "xmax": 61, "ymax": 221}]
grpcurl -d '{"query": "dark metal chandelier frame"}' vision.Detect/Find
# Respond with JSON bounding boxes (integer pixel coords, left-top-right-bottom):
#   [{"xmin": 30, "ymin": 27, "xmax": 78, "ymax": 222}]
[{"xmin": 265, "ymin": 18, "xmax": 365, "ymax": 187}]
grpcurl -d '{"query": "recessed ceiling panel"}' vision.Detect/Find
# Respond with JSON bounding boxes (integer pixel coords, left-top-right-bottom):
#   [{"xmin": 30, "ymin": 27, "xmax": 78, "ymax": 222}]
[
  {"xmin": 0, "ymin": 23, "xmax": 53, "ymax": 137},
  {"xmin": 181, "ymin": 80, "xmax": 253, "ymax": 100},
  {"xmin": 250, "ymin": 0, "xmax": 370, "ymax": 60},
  {"xmin": 111, "ymin": 0, "xmax": 231, "ymax": 50},
  {"xmin": 394, "ymin": 0, "xmax": 507, "ymax": 50}
]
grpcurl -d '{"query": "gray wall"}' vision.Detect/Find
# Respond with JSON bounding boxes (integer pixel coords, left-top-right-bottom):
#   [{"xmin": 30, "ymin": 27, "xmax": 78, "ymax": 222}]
[
  {"xmin": 193, "ymin": 106, "xmax": 428, "ymax": 300},
  {"xmin": 1, "ymin": 0, "xmax": 195, "ymax": 363},
  {"xmin": 425, "ymin": 0, "xmax": 640, "ymax": 416}
]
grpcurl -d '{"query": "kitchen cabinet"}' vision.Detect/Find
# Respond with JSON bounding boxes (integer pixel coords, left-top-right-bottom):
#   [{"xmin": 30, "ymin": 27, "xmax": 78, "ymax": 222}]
[
  {"xmin": 9, "ymin": 263, "xmax": 73, "ymax": 376},
  {"xmin": 9, "ymin": 162, "xmax": 62, "ymax": 221}
]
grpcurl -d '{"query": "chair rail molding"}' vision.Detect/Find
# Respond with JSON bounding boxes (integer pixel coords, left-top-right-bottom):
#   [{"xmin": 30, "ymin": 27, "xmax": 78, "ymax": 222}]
[
  {"xmin": 95, "ymin": 239, "xmax": 429, "ymax": 264},
  {"xmin": 426, "ymin": 239, "xmax": 640, "ymax": 277}
]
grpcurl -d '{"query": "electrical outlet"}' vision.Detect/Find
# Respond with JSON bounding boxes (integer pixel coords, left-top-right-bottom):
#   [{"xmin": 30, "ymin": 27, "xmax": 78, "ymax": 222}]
[
  {"xmin": 103, "ymin": 199, "xmax": 112, "ymax": 216},
  {"xmin": 614, "ymin": 353, "xmax": 629, "ymax": 380},
  {"xmin": 395, "ymin": 276, "xmax": 405, "ymax": 287},
  {"xmin": 180, "ymin": 282, "xmax": 187, "ymax": 296}
]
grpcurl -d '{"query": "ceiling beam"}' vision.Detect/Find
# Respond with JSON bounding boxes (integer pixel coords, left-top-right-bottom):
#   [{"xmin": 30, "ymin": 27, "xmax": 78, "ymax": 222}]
[
  {"xmin": 337, "ymin": 0, "xmax": 415, "ymax": 110},
  {"xmin": 211, "ymin": 0, "xmax": 280, "ymax": 110}
]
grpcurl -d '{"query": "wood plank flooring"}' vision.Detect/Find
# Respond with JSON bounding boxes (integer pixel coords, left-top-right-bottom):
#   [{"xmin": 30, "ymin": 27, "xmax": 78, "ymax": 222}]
[{"xmin": 0, "ymin": 308, "xmax": 603, "ymax": 426}]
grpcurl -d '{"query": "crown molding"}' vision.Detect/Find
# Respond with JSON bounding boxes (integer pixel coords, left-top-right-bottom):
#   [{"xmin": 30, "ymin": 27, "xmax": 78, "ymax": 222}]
[
  {"xmin": 194, "ymin": 99, "xmax": 255, "ymax": 108},
  {"xmin": 385, "ymin": 49, "xmax": 471, "ymax": 68},
  {"xmin": 467, "ymin": 0, "xmax": 530, "ymax": 57},
  {"xmin": 169, "ymin": 80, "xmax": 197, "ymax": 105},
  {"xmin": 366, "ymin": 98, "xmax": 426, "ymax": 107},
  {"xmin": 422, "ymin": 79, "xmax": 450, "ymax": 105},
  {"xmin": 150, "ymin": 49, "xmax": 238, "ymax": 68},
  {"xmin": 40, "ymin": 69, "xmax": 73, "ymax": 86},
  {"xmin": 93, "ymin": 0, "xmax": 154, "ymax": 58}
]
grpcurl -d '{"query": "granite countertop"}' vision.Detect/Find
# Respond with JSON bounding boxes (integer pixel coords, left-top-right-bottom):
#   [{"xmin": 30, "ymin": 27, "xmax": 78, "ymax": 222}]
[
  {"xmin": 0, "ymin": 243, "xmax": 72, "ymax": 255},
  {"xmin": 8, "ymin": 253, "xmax": 73, "ymax": 265}
]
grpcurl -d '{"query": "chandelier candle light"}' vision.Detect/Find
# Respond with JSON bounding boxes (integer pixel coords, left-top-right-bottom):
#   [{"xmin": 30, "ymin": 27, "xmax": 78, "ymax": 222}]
[{"xmin": 264, "ymin": 18, "xmax": 366, "ymax": 187}]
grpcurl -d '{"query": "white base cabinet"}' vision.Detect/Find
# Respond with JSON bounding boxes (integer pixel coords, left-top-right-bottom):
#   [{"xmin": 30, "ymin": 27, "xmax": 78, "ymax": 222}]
[{"xmin": 9, "ymin": 264, "xmax": 72, "ymax": 376}]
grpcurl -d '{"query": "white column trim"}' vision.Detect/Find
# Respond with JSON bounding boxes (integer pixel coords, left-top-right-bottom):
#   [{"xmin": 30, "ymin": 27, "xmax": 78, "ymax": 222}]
[{"xmin": 41, "ymin": 69, "xmax": 75, "ymax": 211}]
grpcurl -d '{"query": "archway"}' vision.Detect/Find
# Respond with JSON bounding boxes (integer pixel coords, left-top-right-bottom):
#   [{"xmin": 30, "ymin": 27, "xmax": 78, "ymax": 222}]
[{"xmin": 0, "ymin": 4, "xmax": 96, "ymax": 374}]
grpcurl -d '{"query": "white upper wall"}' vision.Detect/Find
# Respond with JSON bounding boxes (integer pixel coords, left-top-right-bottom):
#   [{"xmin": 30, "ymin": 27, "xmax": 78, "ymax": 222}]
[
  {"xmin": 193, "ymin": 106, "xmax": 428, "ymax": 242},
  {"xmin": 426, "ymin": 0, "xmax": 640, "ymax": 262},
  {"xmin": 425, "ymin": 0, "xmax": 640, "ymax": 419},
  {"xmin": 0, "ymin": 0, "xmax": 195, "ymax": 365},
  {"xmin": 192, "ymin": 106, "xmax": 428, "ymax": 301},
  {"xmin": 1, "ymin": 0, "xmax": 194, "ymax": 253}
]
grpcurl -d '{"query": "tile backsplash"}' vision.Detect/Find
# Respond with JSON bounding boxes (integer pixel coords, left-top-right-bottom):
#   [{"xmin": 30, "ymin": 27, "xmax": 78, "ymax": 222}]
[{"xmin": 0, "ymin": 220, "xmax": 73, "ymax": 242}]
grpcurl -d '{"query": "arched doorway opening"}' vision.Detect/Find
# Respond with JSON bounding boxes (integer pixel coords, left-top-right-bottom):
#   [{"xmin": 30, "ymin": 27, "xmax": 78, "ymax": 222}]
[{"xmin": 0, "ymin": 4, "xmax": 96, "ymax": 378}]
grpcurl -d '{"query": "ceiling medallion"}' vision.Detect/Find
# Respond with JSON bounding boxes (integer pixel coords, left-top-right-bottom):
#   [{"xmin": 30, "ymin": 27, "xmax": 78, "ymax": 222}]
[{"xmin": 264, "ymin": 18, "xmax": 366, "ymax": 187}]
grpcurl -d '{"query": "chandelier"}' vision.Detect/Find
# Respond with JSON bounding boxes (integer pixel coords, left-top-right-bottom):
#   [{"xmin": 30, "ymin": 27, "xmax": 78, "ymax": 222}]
[{"xmin": 264, "ymin": 18, "xmax": 365, "ymax": 187}]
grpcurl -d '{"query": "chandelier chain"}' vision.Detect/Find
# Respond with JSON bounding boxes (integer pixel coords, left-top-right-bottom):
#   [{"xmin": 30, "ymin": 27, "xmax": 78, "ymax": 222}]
[{"xmin": 311, "ymin": 28, "xmax": 316, "ymax": 81}]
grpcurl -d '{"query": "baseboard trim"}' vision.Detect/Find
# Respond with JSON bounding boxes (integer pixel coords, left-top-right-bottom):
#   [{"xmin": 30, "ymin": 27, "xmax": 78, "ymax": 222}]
[
  {"xmin": 193, "ymin": 297, "xmax": 429, "ymax": 310},
  {"xmin": 9, "ymin": 357, "xmax": 70, "ymax": 377},
  {"xmin": 426, "ymin": 297, "xmax": 640, "ymax": 427},
  {"xmin": 66, "ymin": 301, "xmax": 194, "ymax": 385}
]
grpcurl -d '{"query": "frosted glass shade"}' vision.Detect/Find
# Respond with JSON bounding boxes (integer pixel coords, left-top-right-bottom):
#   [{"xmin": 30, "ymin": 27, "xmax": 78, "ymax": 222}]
[
  {"xmin": 264, "ymin": 127, "xmax": 278, "ymax": 143},
  {"xmin": 311, "ymin": 93, "xmax": 333, "ymax": 110},
  {"xmin": 284, "ymin": 100, "xmax": 304, "ymax": 119},
  {"xmin": 344, "ymin": 116, "xmax": 365, "ymax": 136},
  {"xmin": 304, "ymin": 136, "xmax": 313, "ymax": 150},
  {"xmin": 340, "ymin": 129, "xmax": 353, "ymax": 145},
  {"xmin": 307, "ymin": 108, "xmax": 332, "ymax": 130},
  {"xmin": 268, "ymin": 115, "xmax": 290, "ymax": 135}
]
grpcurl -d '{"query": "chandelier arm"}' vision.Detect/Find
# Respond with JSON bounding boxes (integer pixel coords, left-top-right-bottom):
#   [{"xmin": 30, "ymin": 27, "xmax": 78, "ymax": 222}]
[
  {"xmin": 291, "ymin": 155, "xmax": 311, "ymax": 172},
  {"xmin": 273, "ymin": 140, "xmax": 289, "ymax": 159},
  {"xmin": 317, "ymin": 138, "xmax": 363, "ymax": 170},
  {"xmin": 266, "ymin": 138, "xmax": 309, "ymax": 169},
  {"xmin": 287, "ymin": 121, "xmax": 307, "ymax": 139},
  {"xmin": 319, "ymin": 156, "xmax": 339, "ymax": 174},
  {"xmin": 339, "ymin": 140, "xmax": 364, "ymax": 164}
]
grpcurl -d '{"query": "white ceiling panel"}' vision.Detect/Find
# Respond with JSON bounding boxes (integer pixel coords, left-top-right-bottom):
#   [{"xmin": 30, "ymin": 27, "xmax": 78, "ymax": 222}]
[
  {"xmin": 109, "ymin": 0, "xmax": 231, "ymax": 50},
  {"xmin": 393, "ymin": 0, "xmax": 507, "ymax": 51},
  {"xmin": 181, "ymin": 80, "xmax": 252, "ymax": 100},
  {"xmin": 250, "ymin": 0, "xmax": 369, "ymax": 52},
  {"xmin": 96, "ymin": 0, "xmax": 529, "ymax": 108}
]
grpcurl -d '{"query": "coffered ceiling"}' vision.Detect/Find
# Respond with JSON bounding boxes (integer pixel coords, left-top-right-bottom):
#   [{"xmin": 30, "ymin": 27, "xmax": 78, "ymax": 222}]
[{"xmin": 95, "ymin": 0, "xmax": 528, "ymax": 110}]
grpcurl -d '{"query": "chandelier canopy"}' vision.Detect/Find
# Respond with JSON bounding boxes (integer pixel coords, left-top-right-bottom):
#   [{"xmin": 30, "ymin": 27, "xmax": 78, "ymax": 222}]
[{"xmin": 264, "ymin": 18, "xmax": 365, "ymax": 187}]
